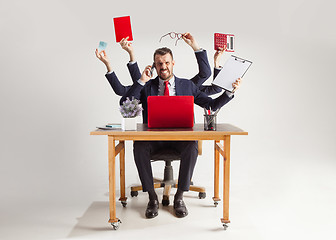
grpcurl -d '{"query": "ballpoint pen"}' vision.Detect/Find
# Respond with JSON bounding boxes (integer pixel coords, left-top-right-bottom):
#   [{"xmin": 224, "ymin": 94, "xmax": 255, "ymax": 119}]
[
  {"xmin": 204, "ymin": 108, "xmax": 209, "ymax": 126},
  {"xmin": 203, "ymin": 108, "xmax": 208, "ymax": 115},
  {"xmin": 213, "ymin": 108, "xmax": 220, "ymax": 116}
]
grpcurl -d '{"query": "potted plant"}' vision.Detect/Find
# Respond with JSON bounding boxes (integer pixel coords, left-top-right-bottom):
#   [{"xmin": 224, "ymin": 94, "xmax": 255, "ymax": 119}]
[{"xmin": 120, "ymin": 97, "xmax": 142, "ymax": 130}]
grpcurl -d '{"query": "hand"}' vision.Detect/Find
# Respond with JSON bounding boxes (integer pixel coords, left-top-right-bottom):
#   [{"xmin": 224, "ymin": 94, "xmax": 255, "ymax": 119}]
[
  {"xmin": 182, "ymin": 32, "xmax": 200, "ymax": 51},
  {"xmin": 95, "ymin": 49, "xmax": 112, "ymax": 72},
  {"xmin": 232, "ymin": 78, "xmax": 242, "ymax": 92},
  {"xmin": 120, "ymin": 37, "xmax": 135, "ymax": 62},
  {"xmin": 95, "ymin": 49, "xmax": 109, "ymax": 64},
  {"xmin": 214, "ymin": 46, "xmax": 226, "ymax": 68},
  {"xmin": 140, "ymin": 65, "xmax": 153, "ymax": 83},
  {"xmin": 120, "ymin": 37, "xmax": 133, "ymax": 54}
]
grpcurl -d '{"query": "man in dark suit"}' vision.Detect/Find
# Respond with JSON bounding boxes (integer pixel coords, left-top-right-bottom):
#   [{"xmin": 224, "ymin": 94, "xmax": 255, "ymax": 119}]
[
  {"xmin": 119, "ymin": 33, "xmax": 241, "ymax": 219},
  {"xmin": 95, "ymin": 34, "xmax": 223, "ymax": 96}
]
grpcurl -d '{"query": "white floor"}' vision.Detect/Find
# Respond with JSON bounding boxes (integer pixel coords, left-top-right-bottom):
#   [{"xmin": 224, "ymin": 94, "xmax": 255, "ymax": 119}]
[{"xmin": 1, "ymin": 155, "xmax": 336, "ymax": 240}]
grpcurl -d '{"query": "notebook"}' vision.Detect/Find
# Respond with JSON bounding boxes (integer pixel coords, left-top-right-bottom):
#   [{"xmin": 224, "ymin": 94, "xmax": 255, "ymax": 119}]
[
  {"xmin": 113, "ymin": 16, "xmax": 133, "ymax": 42},
  {"xmin": 147, "ymin": 96, "xmax": 194, "ymax": 128}
]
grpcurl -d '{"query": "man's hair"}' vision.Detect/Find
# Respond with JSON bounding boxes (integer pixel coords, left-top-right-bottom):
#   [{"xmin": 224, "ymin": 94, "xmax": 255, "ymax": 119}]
[{"xmin": 153, "ymin": 47, "xmax": 173, "ymax": 60}]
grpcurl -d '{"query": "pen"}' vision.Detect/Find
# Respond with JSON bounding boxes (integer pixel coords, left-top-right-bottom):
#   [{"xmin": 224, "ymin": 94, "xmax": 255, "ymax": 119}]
[
  {"xmin": 203, "ymin": 108, "xmax": 209, "ymax": 126},
  {"xmin": 203, "ymin": 108, "xmax": 208, "ymax": 115}
]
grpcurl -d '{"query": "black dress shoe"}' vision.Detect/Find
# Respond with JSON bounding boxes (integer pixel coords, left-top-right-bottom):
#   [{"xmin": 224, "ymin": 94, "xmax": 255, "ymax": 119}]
[
  {"xmin": 173, "ymin": 199, "xmax": 188, "ymax": 218},
  {"xmin": 145, "ymin": 199, "xmax": 159, "ymax": 218}
]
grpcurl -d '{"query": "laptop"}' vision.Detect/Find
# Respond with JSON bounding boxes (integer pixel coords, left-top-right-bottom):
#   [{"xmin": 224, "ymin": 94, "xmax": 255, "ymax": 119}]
[{"xmin": 147, "ymin": 96, "xmax": 194, "ymax": 128}]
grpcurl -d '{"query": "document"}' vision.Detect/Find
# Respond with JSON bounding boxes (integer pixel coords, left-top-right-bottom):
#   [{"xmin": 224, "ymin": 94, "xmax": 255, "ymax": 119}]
[{"xmin": 212, "ymin": 55, "xmax": 252, "ymax": 92}]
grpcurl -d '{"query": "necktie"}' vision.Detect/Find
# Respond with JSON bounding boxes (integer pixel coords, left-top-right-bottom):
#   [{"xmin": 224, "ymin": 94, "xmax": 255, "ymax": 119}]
[{"xmin": 164, "ymin": 81, "xmax": 169, "ymax": 96}]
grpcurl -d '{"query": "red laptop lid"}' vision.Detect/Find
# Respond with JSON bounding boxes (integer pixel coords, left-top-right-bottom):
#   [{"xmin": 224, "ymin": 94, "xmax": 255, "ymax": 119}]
[
  {"xmin": 147, "ymin": 96, "xmax": 194, "ymax": 128},
  {"xmin": 113, "ymin": 16, "xmax": 133, "ymax": 42}
]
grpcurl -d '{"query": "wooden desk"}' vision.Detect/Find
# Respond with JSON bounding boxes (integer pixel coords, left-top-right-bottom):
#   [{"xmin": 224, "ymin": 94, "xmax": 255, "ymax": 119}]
[{"xmin": 90, "ymin": 123, "xmax": 247, "ymax": 230}]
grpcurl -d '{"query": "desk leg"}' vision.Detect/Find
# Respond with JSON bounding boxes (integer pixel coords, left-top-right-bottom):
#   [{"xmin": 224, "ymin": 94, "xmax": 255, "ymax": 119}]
[
  {"xmin": 221, "ymin": 135, "xmax": 231, "ymax": 226},
  {"xmin": 119, "ymin": 141, "xmax": 127, "ymax": 207},
  {"xmin": 213, "ymin": 140, "xmax": 221, "ymax": 206},
  {"xmin": 108, "ymin": 136, "xmax": 120, "ymax": 229}
]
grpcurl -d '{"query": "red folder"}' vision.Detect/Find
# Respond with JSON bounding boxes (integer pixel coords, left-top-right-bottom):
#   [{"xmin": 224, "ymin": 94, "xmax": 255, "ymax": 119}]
[{"xmin": 113, "ymin": 16, "xmax": 133, "ymax": 42}]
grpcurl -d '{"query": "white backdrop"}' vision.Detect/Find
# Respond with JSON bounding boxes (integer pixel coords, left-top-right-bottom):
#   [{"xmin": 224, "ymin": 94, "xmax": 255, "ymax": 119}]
[{"xmin": 1, "ymin": 0, "xmax": 335, "ymax": 239}]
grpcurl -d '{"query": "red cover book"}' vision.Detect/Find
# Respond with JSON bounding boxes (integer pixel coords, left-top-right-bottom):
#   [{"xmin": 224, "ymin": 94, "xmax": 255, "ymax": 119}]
[{"xmin": 113, "ymin": 16, "xmax": 133, "ymax": 42}]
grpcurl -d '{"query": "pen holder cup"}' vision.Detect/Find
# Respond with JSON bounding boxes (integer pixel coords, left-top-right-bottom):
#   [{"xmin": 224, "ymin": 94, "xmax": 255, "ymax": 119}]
[{"xmin": 204, "ymin": 114, "xmax": 217, "ymax": 131}]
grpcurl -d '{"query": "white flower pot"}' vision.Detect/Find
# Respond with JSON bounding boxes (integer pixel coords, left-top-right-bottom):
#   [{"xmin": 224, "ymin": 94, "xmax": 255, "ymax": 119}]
[{"xmin": 121, "ymin": 117, "xmax": 137, "ymax": 131}]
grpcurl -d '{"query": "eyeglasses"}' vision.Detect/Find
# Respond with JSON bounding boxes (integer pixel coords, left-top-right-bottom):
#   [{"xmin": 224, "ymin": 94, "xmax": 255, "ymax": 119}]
[{"xmin": 159, "ymin": 32, "xmax": 183, "ymax": 46}]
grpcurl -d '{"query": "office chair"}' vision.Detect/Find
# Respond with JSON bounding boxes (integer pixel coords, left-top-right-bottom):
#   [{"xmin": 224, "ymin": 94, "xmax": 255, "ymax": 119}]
[{"xmin": 130, "ymin": 140, "xmax": 206, "ymax": 206}]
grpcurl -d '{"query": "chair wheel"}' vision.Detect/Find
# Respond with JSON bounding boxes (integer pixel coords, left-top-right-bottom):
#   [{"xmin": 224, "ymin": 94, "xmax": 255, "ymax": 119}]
[
  {"xmin": 121, "ymin": 201, "xmax": 127, "ymax": 207},
  {"xmin": 198, "ymin": 192, "xmax": 206, "ymax": 199},
  {"xmin": 162, "ymin": 195, "xmax": 170, "ymax": 206},
  {"xmin": 162, "ymin": 199, "xmax": 170, "ymax": 206},
  {"xmin": 111, "ymin": 219, "xmax": 121, "ymax": 230},
  {"xmin": 131, "ymin": 191, "xmax": 138, "ymax": 197}
]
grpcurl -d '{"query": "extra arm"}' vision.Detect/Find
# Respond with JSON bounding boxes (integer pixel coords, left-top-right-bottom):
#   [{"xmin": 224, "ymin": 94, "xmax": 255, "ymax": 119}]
[
  {"xmin": 120, "ymin": 37, "xmax": 142, "ymax": 83},
  {"xmin": 127, "ymin": 62, "xmax": 142, "ymax": 82},
  {"xmin": 95, "ymin": 49, "xmax": 131, "ymax": 96},
  {"xmin": 105, "ymin": 72, "xmax": 131, "ymax": 96},
  {"xmin": 189, "ymin": 50, "xmax": 211, "ymax": 87}
]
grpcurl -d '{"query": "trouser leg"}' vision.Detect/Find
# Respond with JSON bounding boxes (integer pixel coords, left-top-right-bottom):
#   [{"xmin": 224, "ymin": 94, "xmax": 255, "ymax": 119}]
[
  {"xmin": 173, "ymin": 141, "xmax": 198, "ymax": 191},
  {"xmin": 133, "ymin": 141, "xmax": 154, "ymax": 192},
  {"xmin": 133, "ymin": 140, "xmax": 198, "ymax": 193}
]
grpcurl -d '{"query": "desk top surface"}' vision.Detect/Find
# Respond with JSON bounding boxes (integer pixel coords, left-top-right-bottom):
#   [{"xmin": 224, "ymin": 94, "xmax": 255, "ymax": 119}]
[{"xmin": 90, "ymin": 123, "xmax": 247, "ymax": 140}]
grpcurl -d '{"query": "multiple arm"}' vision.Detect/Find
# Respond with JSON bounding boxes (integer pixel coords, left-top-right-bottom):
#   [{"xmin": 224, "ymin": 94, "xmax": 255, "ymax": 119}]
[
  {"xmin": 95, "ymin": 49, "xmax": 130, "ymax": 96},
  {"xmin": 95, "ymin": 37, "xmax": 139, "ymax": 96},
  {"xmin": 120, "ymin": 33, "xmax": 214, "ymax": 93},
  {"xmin": 182, "ymin": 32, "xmax": 211, "ymax": 88},
  {"xmin": 95, "ymin": 34, "xmax": 241, "ymax": 98},
  {"xmin": 120, "ymin": 37, "xmax": 142, "ymax": 82},
  {"xmin": 198, "ymin": 47, "xmax": 226, "ymax": 95}
]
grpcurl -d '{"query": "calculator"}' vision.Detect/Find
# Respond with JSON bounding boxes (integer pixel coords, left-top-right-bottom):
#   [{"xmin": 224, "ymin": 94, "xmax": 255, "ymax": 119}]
[{"xmin": 214, "ymin": 33, "xmax": 235, "ymax": 52}]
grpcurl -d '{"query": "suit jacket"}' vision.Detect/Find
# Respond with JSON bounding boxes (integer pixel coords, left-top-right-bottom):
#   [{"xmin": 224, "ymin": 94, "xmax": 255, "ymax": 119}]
[
  {"xmin": 199, "ymin": 68, "xmax": 222, "ymax": 95},
  {"xmin": 126, "ymin": 50, "xmax": 223, "ymax": 96},
  {"xmin": 119, "ymin": 76, "xmax": 233, "ymax": 123},
  {"xmin": 105, "ymin": 50, "xmax": 222, "ymax": 96}
]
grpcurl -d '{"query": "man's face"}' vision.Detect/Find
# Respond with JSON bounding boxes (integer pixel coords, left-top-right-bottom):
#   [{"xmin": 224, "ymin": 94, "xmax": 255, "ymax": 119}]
[{"xmin": 154, "ymin": 53, "xmax": 175, "ymax": 81}]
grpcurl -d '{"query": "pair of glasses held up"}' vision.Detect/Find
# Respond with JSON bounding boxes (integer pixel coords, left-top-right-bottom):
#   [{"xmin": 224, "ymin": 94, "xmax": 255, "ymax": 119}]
[{"xmin": 159, "ymin": 32, "xmax": 183, "ymax": 46}]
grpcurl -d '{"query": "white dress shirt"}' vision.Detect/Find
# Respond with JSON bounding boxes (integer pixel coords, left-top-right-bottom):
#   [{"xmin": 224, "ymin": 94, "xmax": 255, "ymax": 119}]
[{"xmin": 158, "ymin": 77, "xmax": 176, "ymax": 96}]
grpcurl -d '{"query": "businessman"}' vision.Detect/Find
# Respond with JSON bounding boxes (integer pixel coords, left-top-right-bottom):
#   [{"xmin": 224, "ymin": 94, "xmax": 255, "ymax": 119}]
[
  {"xmin": 119, "ymin": 33, "xmax": 241, "ymax": 219},
  {"xmin": 95, "ymin": 33, "xmax": 223, "ymax": 96}
]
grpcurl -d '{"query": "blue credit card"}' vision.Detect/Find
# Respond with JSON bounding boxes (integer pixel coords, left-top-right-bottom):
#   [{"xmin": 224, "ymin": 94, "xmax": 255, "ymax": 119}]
[{"xmin": 98, "ymin": 41, "xmax": 107, "ymax": 51}]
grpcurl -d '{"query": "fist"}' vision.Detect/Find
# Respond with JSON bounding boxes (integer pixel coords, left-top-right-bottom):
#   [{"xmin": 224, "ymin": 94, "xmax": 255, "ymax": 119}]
[{"xmin": 140, "ymin": 65, "xmax": 153, "ymax": 83}]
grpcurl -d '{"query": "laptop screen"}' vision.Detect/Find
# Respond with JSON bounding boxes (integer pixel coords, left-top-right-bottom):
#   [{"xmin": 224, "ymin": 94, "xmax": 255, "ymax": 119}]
[{"xmin": 147, "ymin": 96, "xmax": 194, "ymax": 128}]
